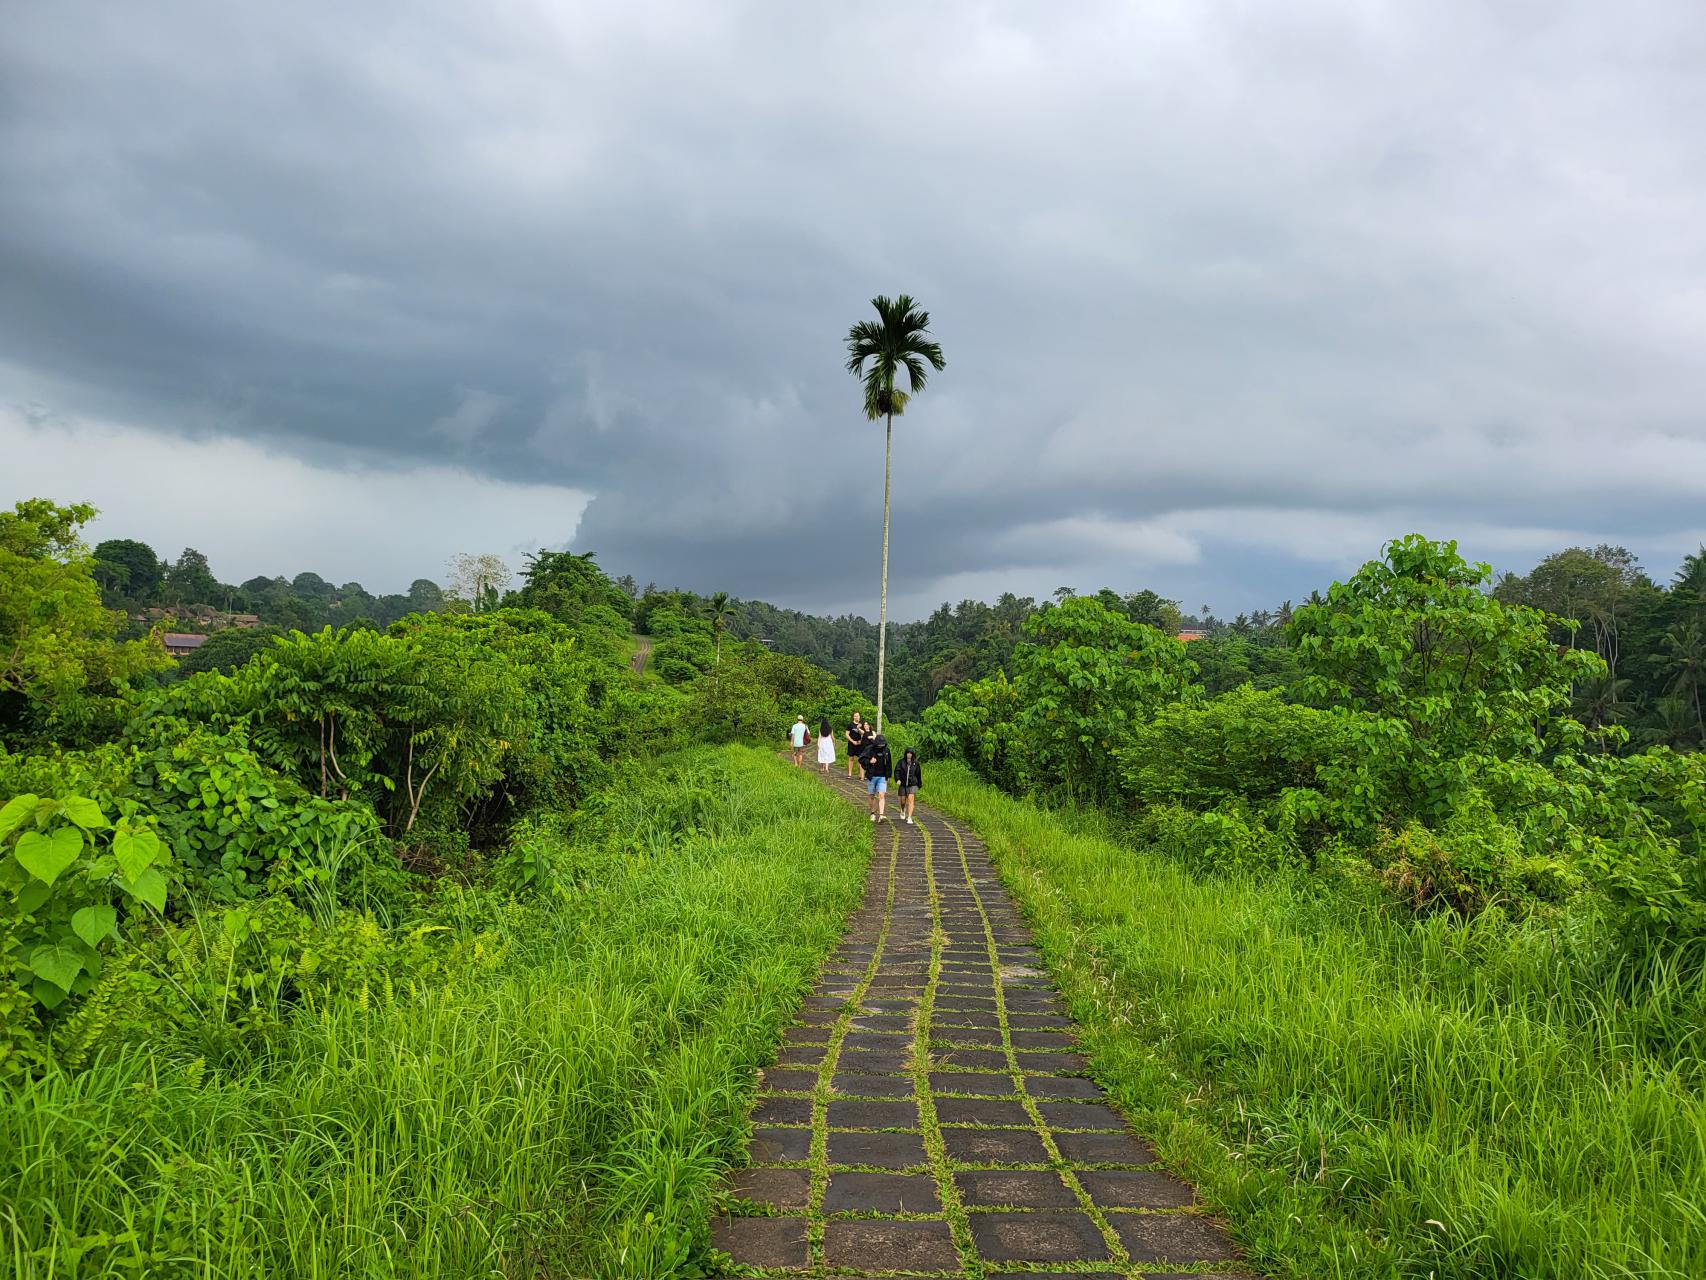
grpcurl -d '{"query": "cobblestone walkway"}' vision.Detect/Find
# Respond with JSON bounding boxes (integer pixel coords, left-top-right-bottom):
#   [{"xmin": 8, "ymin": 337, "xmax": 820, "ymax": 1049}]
[{"xmin": 710, "ymin": 771, "xmax": 1247, "ymax": 1278}]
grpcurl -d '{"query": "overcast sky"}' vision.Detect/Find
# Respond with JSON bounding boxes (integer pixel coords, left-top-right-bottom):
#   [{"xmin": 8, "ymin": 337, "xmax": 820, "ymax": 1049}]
[{"xmin": 5, "ymin": 2, "xmax": 1705, "ymax": 618}]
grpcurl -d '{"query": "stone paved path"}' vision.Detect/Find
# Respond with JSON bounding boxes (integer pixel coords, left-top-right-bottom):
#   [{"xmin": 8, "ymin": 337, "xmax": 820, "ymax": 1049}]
[{"xmin": 710, "ymin": 770, "xmax": 1248, "ymax": 1278}]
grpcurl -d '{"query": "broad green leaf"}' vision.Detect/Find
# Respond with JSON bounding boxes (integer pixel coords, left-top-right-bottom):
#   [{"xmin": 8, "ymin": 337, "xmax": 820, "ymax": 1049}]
[
  {"xmin": 60, "ymin": 794, "xmax": 110, "ymax": 830},
  {"xmin": 14, "ymin": 826, "xmax": 84, "ymax": 885},
  {"xmin": 0, "ymin": 793, "xmax": 40, "ymax": 840},
  {"xmin": 113, "ymin": 826, "xmax": 162, "ymax": 882},
  {"xmin": 17, "ymin": 880, "xmax": 51, "ymax": 914},
  {"xmin": 33, "ymin": 977, "xmax": 68, "ymax": 1009},
  {"xmin": 128, "ymin": 867, "xmax": 168, "ymax": 913},
  {"xmin": 28, "ymin": 942, "xmax": 84, "ymax": 993},
  {"xmin": 71, "ymin": 905, "xmax": 118, "ymax": 948}
]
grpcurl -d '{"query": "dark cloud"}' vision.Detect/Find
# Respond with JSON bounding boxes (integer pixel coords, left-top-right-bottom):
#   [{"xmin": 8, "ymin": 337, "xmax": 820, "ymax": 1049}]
[{"xmin": 4, "ymin": 1, "xmax": 1705, "ymax": 614}]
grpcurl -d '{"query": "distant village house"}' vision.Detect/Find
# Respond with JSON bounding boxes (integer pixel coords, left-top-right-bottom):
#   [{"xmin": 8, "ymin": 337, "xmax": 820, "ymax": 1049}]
[{"xmin": 161, "ymin": 633, "xmax": 209, "ymax": 658}]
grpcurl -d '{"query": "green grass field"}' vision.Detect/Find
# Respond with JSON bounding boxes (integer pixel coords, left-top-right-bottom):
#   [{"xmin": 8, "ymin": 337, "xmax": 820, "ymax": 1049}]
[
  {"xmin": 921, "ymin": 761, "xmax": 1706, "ymax": 1280},
  {"xmin": 1, "ymin": 747, "xmax": 868, "ymax": 1279}
]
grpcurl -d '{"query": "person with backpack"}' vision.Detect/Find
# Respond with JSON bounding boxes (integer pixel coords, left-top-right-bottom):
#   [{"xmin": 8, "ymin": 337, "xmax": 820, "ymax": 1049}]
[
  {"xmin": 788, "ymin": 715, "xmax": 809, "ymax": 767},
  {"xmin": 894, "ymin": 747, "xmax": 923, "ymax": 825},
  {"xmin": 860, "ymin": 732, "xmax": 893, "ymax": 822},
  {"xmin": 845, "ymin": 711, "xmax": 868, "ymax": 779},
  {"xmin": 816, "ymin": 717, "xmax": 837, "ymax": 776}
]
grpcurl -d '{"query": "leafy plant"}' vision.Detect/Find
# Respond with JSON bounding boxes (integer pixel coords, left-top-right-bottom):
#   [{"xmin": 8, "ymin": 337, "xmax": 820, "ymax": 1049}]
[{"xmin": 1, "ymin": 791, "xmax": 170, "ymax": 1015}]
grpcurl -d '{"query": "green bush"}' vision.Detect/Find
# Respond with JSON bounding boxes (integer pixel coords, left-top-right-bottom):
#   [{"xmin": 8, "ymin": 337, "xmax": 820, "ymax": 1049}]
[
  {"xmin": 1133, "ymin": 799, "xmax": 1307, "ymax": 877},
  {"xmin": 1118, "ymin": 685, "xmax": 1351, "ymax": 810},
  {"xmin": 128, "ymin": 719, "xmax": 391, "ymax": 903},
  {"xmin": 1012, "ymin": 596, "xmax": 1199, "ymax": 801},
  {"xmin": 914, "ymin": 671, "xmax": 1024, "ymax": 790}
]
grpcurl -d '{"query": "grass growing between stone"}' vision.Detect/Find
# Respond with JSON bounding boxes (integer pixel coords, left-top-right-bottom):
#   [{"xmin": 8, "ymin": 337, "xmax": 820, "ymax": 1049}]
[
  {"xmin": 922, "ymin": 761, "xmax": 1706, "ymax": 1280},
  {"xmin": 1, "ymin": 746, "xmax": 868, "ymax": 1280}
]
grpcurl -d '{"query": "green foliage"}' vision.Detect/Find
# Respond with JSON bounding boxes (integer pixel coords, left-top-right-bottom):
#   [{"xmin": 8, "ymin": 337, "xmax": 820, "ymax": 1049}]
[
  {"xmin": 168, "ymin": 625, "xmax": 282, "ymax": 678},
  {"xmin": 1188, "ymin": 631, "xmax": 1300, "ymax": 694},
  {"xmin": 915, "ymin": 671, "xmax": 1025, "ymax": 790},
  {"xmin": 913, "ymin": 536, "xmax": 1704, "ymax": 964},
  {"xmin": 158, "ymin": 624, "xmax": 526, "ymax": 840},
  {"xmin": 1292, "ymin": 535, "xmax": 1599, "ymax": 767},
  {"xmin": 165, "ymin": 547, "xmax": 221, "ymax": 608},
  {"xmin": 90, "ymin": 538, "xmax": 163, "ymax": 606},
  {"xmin": 1584, "ymin": 748, "xmax": 1706, "ymax": 976},
  {"xmin": 844, "ymin": 293, "xmax": 947, "ymax": 422},
  {"xmin": 0, "ymin": 748, "xmax": 868, "ymax": 1278},
  {"xmin": 1, "ymin": 791, "xmax": 171, "ymax": 1028},
  {"xmin": 1012, "ymin": 596, "xmax": 1199, "ymax": 800},
  {"xmin": 921, "ymin": 762, "xmax": 1706, "ymax": 1280},
  {"xmin": 652, "ymin": 630, "xmax": 715, "ymax": 684},
  {"xmin": 1277, "ymin": 538, "xmax": 1600, "ymax": 845},
  {"xmin": 0, "ymin": 499, "xmax": 170, "ymax": 717},
  {"xmin": 508, "ymin": 548, "xmax": 633, "ymax": 627},
  {"xmin": 687, "ymin": 643, "xmax": 862, "ymax": 745},
  {"xmin": 126, "ymin": 720, "xmax": 391, "ymax": 903},
  {"xmin": 1134, "ymin": 799, "xmax": 1307, "ymax": 877},
  {"xmin": 1119, "ymin": 686, "xmax": 1349, "ymax": 810}
]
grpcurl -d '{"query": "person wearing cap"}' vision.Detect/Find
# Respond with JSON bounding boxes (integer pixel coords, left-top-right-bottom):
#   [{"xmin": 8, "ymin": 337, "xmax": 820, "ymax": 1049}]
[
  {"xmin": 788, "ymin": 714, "xmax": 810, "ymax": 767},
  {"xmin": 859, "ymin": 731, "xmax": 893, "ymax": 822}
]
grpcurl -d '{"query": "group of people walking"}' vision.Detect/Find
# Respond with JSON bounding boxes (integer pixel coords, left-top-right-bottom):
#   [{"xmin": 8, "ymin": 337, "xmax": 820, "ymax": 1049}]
[{"xmin": 788, "ymin": 710, "xmax": 922, "ymax": 823}]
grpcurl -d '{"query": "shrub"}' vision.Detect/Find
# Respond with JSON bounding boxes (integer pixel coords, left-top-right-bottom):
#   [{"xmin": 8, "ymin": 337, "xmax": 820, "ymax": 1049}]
[
  {"xmin": 1119, "ymin": 685, "xmax": 1353, "ymax": 810},
  {"xmin": 1133, "ymin": 799, "xmax": 1306, "ymax": 877},
  {"xmin": 127, "ymin": 719, "xmax": 390, "ymax": 902},
  {"xmin": 915, "ymin": 671, "xmax": 1024, "ymax": 791}
]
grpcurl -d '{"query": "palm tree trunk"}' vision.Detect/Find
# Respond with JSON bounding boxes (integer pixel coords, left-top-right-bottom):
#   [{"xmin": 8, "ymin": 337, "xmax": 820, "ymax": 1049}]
[{"xmin": 876, "ymin": 410, "xmax": 893, "ymax": 732}]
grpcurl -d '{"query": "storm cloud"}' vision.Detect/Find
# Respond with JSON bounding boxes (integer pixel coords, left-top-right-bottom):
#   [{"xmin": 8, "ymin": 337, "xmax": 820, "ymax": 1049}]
[{"xmin": 4, "ymin": 1, "xmax": 1705, "ymax": 614}]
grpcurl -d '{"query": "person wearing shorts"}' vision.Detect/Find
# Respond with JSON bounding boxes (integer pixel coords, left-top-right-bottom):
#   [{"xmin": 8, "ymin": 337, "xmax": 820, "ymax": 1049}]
[
  {"xmin": 894, "ymin": 747, "xmax": 922, "ymax": 824},
  {"xmin": 788, "ymin": 715, "xmax": 809, "ymax": 767},
  {"xmin": 860, "ymin": 732, "xmax": 892, "ymax": 822}
]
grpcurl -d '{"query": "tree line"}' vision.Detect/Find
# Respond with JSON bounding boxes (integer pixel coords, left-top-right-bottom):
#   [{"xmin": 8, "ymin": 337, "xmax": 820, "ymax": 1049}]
[
  {"xmin": 914, "ymin": 535, "xmax": 1706, "ymax": 978},
  {"xmin": 73, "ymin": 526, "xmax": 1706, "ymax": 754},
  {"xmin": 709, "ymin": 543, "xmax": 1704, "ymax": 750},
  {"xmin": 88, "ymin": 537, "xmax": 449, "ymax": 633}
]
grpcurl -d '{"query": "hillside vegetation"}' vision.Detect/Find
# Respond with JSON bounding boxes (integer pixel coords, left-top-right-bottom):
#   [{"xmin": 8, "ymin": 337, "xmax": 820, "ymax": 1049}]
[
  {"xmin": 1, "ymin": 499, "xmax": 873, "ymax": 1277},
  {"xmin": 914, "ymin": 535, "xmax": 1706, "ymax": 1279}
]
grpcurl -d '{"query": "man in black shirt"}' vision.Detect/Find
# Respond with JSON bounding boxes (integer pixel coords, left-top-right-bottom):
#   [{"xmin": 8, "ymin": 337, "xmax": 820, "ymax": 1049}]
[{"xmin": 860, "ymin": 732, "xmax": 893, "ymax": 822}]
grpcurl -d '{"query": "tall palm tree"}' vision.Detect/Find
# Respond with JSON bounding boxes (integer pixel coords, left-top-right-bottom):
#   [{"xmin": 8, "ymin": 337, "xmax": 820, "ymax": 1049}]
[
  {"xmin": 705, "ymin": 591, "xmax": 733, "ymax": 665},
  {"xmin": 844, "ymin": 294, "xmax": 946, "ymax": 731}
]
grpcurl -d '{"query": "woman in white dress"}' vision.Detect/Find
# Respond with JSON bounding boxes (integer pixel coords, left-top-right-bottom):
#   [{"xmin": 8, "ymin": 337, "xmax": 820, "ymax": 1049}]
[{"xmin": 816, "ymin": 718, "xmax": 837, "ymax": 775}]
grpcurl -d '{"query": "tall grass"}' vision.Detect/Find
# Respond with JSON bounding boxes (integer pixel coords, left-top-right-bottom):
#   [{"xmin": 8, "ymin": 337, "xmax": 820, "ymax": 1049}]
[
  {"xmin": 924, "ymin": 762, "xmax": 1706, "ymax": 1280},
  {"xmin": 0, "ymin": 746, "xmax": 867, "ymax": 1279}
]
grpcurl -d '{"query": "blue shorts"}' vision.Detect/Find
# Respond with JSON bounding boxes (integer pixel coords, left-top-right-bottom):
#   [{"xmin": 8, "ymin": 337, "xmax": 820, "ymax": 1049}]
[{"xmin": 865, "ymin": 776, "xmax": 887, "ymax": 795}]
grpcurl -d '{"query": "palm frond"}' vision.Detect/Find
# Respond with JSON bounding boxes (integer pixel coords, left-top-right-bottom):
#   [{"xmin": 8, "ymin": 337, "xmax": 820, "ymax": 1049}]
[{"xmin": 844, "ymin": 293, "xmax": 947, "ymax": 413}]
